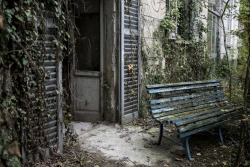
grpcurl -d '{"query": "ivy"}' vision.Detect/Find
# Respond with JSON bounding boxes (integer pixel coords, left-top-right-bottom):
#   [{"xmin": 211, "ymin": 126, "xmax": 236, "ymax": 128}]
[{"xmin": 0, "ymin": 0, "xmax": 74, "ymax": 166}]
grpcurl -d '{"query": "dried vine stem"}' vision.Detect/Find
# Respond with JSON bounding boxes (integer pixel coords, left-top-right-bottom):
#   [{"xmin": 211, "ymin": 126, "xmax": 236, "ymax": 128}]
[{"xmin": 11, "ymin": 36, "xmax": 42, "ymax": 78}]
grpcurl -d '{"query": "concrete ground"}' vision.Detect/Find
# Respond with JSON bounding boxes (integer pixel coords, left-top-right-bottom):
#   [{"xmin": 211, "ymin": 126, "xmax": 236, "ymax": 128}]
[{"xmin": 72, "ymin": 122, "xmax": 185, "ymax": 166}]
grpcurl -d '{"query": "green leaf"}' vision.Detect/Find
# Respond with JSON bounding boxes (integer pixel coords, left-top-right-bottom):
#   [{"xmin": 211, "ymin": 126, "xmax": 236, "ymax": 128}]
[
  {"xmin": 15, "ymin": 15, "xmax": 24, "ymax": 22},
  {"xmin": 25, "ymin": 10, "xmax": 31, "ymax": 17},
  {"xmin": 3, "ymin": 101, "xmax": 7, "ymax": 107},
  {"xmin": 23, "ymin": 59, "xmax": 28, "ymax": 65}
]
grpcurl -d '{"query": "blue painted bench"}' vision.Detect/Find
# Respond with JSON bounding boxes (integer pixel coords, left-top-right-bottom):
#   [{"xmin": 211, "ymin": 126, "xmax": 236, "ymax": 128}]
[{"xmin": 146, "ymin": 80, "xmax": 243, "ymax": 160}]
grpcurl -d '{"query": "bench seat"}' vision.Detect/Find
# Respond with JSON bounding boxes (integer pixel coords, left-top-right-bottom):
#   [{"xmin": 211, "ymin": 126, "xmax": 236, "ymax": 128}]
[{"xmin": 146, "ymin": 80, "xmax": 243, "ymax": 160}]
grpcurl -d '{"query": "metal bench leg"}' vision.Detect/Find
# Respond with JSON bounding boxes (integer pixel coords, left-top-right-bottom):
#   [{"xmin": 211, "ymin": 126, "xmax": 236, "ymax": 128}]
[
  {"xmin": 185, "ymin": 137, "xmax": 194, "ymax": 161},
  {"xmin": 158, "ymin": 123, "xmax": 163, "ymax": 145},
  {"xmin": 219, "ymin": 126, "xmax": 223, "ymax": 145}
]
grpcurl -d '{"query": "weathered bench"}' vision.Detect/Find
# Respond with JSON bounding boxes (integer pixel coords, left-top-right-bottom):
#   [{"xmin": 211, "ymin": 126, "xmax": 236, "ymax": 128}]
[{"xmin": 146, "ymin": 80, "xmax": 243, "ymax": 160}]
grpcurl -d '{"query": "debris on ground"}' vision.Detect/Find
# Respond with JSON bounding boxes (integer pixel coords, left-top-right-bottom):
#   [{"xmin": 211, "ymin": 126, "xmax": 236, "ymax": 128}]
[{"xmin": 35, "ymin": 119, "xmax": 247, "ymax": 167}]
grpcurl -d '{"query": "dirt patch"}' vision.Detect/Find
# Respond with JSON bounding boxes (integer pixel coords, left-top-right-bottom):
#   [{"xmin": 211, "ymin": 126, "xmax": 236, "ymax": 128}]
[
  {"xmin": 35, "ymin": 119, "xmax": 249, "ymax": 167},
  {"xmin": 74, "ymin": 121, "xmax": 195, "ymax": 166},
  {"xmin": 35, "ymin": 141, "xmax": 128, "ymax": 167}
]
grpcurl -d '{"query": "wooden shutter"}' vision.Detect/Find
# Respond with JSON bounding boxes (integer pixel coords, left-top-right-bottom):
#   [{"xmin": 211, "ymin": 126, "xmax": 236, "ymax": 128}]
[
  {"xmin": 42, "ymin": 11, "xmax": 63, "ymax": 151},
  {"xmin": 22, "ymin": 10, "xmax": 63, "ymax": 161},
  {"xmin": 120, "ymin": 0, "xmax": 141, "ymax": 124}
]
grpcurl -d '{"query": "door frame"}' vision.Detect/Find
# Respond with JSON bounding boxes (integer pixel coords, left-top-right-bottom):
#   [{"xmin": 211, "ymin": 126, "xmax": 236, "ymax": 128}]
[{"xmin": 71, "ymin": 0, "xmax": 104, "ymax": 121}]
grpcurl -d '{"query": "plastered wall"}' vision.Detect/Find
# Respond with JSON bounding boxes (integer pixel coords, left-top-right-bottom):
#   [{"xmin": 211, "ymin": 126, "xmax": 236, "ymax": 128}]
[
  {"xmin": 141, "ymin": 0, "xmax": 166, "ymax": 76},
  {"xmin": 103, "ymin": 0, "xmax": 119, "ymax": 122}
]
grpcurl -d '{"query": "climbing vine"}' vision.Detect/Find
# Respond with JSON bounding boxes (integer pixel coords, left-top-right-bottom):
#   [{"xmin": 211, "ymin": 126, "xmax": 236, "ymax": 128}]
[
  {"xmin": 140, "ymin": 0, "xmax": 213, "ymax": 116},
  {"xmin": 0, "ymin": 0, "xmax": 73, "ymax": 166}
]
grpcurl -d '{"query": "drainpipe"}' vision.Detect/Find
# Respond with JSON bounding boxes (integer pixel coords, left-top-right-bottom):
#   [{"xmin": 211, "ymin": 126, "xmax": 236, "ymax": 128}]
[{"xmin": 118, "ymin": 0, "xmax": 121, "ymax": 123}]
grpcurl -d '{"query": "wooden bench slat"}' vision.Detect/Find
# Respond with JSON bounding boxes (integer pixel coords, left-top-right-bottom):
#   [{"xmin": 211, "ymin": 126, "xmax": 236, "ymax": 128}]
[
  {"xmin": 158, "ymin": 105, "xmax": 230, "ymax": 123},
  {"xmin": 151, "ymin": 97, "xmax": 228, "ymax": 115},
  {"xmin": 192, "ymin": 95, "xmax": 226, "ymax": 105},
  {"xmin": 147, "ymin": 83, "xmax": 222, "ymax": 94},
  {"xmin": 159, "ymin": 87, "xmax": 223, "ymax": 98},
  {"xmin": 175, "ymin": 106, "xmax": 243, "ymax": 127},
  {"xmin": 168, "ymin": 102, "xmax": 229, "ymax": 123},
  {"xmin": 178, "ymin": 107, "xmax": 243, "ymax": 133},
  {"xmin": 150, "ymin": 94, "xmax": 226, "ymax": 110},
  {"xmin": 149, "ymin": 91, "xmax": 225, "ymax": 105},
  {"xmin": 154, "ymin": 104, "xmax": 223, "ymax": 120},
  {"xmin": 178, "ymin": 119, "xmax": 230, "ymax": 139},
  {"xmin": 151, "ymin": 100, "xmax": 228, "ymax": 118},
  {"xmin": 158, "ymin": 106, "xmax": 218, "ymax": 121},
  {"xmin": 146, "ymin": 80, "xmax": 218, "ymax": 89}
]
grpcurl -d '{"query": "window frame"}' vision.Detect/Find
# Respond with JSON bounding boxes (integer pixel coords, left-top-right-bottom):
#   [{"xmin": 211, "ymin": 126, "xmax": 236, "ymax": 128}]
[{"xmin": 207, "ymin": 0, "xmax": 221, "ymax": 59}]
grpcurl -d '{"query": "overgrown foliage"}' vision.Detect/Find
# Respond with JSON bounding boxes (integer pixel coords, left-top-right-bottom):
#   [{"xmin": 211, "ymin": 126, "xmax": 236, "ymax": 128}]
[
  {"xmin": 142, "ymin": 0, "xmax": 213, "ymax": 84},
  {"xmin": 140, "ymin": 0, "xmax": 213, "ymax": 117},
  {"xmin": 232, "ymin": 0, "xmax": 250, "ymax": 166},
  {"xmin": 0, "ymin": 0, "xmax": 73, "ymax": 166}
]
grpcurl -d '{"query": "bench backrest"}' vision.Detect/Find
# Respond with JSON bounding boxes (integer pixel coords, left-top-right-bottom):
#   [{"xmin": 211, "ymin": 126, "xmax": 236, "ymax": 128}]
[{"xmin": 146, "ymin": 80, "xmax": 228, "ymax": 116}]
